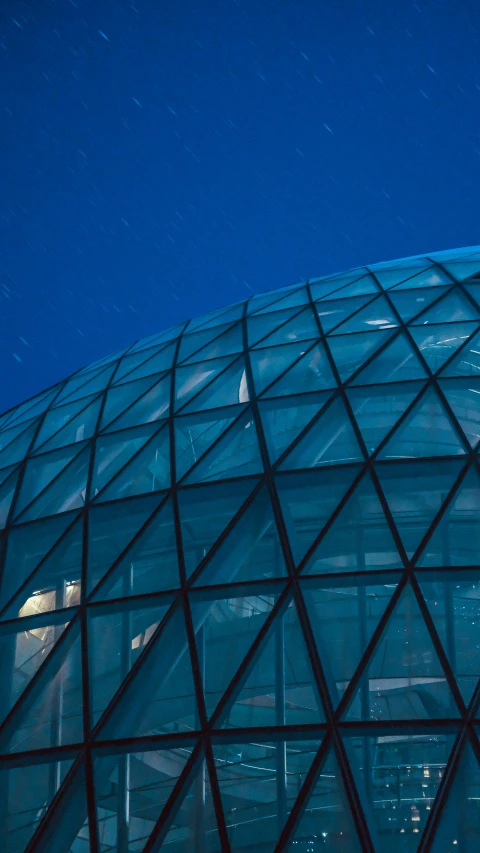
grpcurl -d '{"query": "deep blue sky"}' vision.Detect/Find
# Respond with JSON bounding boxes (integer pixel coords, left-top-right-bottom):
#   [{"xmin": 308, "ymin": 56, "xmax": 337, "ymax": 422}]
[{"xmin": 1, "ymin": 0, "xmax": 480, "ymax": 412}]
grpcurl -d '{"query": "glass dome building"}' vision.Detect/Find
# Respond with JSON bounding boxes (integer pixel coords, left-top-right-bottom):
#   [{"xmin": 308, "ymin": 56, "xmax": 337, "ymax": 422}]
[{"xmin": 1, "ymin": 246, "xmax": 480, "ymax": 853}]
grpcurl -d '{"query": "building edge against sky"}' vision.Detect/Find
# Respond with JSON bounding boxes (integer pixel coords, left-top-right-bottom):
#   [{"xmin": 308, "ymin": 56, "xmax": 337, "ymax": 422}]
[{"xmin": 1, "ymin": 245, "xmax": 480, "ymax": 850}]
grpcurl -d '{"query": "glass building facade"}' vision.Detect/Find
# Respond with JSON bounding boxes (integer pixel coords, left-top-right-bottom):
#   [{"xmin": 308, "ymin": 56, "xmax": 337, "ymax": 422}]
[{"xmin": 1, "ymin": 246, "xmax": 480, "ymax": 852}]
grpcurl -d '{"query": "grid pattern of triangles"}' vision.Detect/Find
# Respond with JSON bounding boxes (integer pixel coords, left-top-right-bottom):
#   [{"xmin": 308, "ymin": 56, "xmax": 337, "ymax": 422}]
[{"xmin": 1, "ymin": 246, "xmax": 480, "ymax": 852}]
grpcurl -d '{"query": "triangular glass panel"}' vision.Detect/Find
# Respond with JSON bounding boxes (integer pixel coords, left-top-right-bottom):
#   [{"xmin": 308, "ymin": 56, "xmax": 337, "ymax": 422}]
[
  {"xmin": 0, "ymin": 752, "xmax": 75, "ymax": 853},
  {"xmin": 129, "ymin": 321, "xmax": 185, "ymax": 353},
  {"xmin": 6, "ymin": 390, "xmax": 58, "ymax": 431},
  {"xmin": 98, "ymin": 603, "xmax": 197, "ymax": 738},
  {"xmin": 87, "ymin": 495, "xmax": 161, "ymax": 593},
  {"xmin": 55, "ymin": 363, "xmax": 115, "ymax": 406},
  {"xmin": 374, "ymin": 265, "xmax": 432, "ymax": 289},
  {"xmin": 302, "ymin": 576, "xmax": 398, "ymax": 707},
  {"xmin": 279, "ymin": 396, "xmax": 364, "ymax": 470},
  {"xmin": 1, "ymin": 389, "xmax": 53, "ymax": 431},
  {"xmin": 443, "ymin": 257, "xmax": 480, "ymax": 280},
  {"xmin": 111, "ymin": 344, "xmax": 164, "ymax": 384},
  {"xmin": 0, "ymin": 612, "xmax": 71, "ymax": 725},
  {"xmin": 377, "ymin": 387, "xmax": 466, "ymax": 459},
  {"xmin": 113, "ymin": 341, "xmax": 174, "ymax": 384},
  {"xmin": 184, "ymin": 409, "xmax": 263, "ymax": 484},
  {"xmin": 3, "ymin": 622, "xmax": 83, "ymax": 753},
  {"xmin": 440, "ymin": 326, "xmax": 480, "ymax": 377},
  {"xmin": 93, "ymin": 498, "xmax": 179, "ymax": 600},
  {"xmin": 179, "ymin": 479, "xmax": 257, "ymax": 578},
  {"xmin": 0, "ymin": 467, "xmax": 19, "ymax": 529},
  {"xmin": 159, "ymin": 752, "xmax": 222, "ymax": 852},
  {"xmin": 391, "ymin": 265, "xmax": 453, "ymax": 290},
  {"xmin": 247, "ymin": 307, "xmax": 301, "ymax": 347},
  {"xmin": 410, "ymin": 321, "xmax": 479, "ymax": 373},
  {"xmin": 347, "ymin": 381, "xmax": 425, "ymax": 455},
  {"xmin": 95, "ymin": 424, "xmax": 170, "ymax": 502},
  {"xmin": 276, "ymin": 466, "xmax": 362, "ymax": 565},
  {"xmin": 439, "ymin": 378, "xmax": 480, "ymax": 448},
  {"xmin": 255, "ymin": 286, "xmax": 308, "ymax": 314},
  {"xmin": 92, "ymin": 424, "xmax": 157, "ymax": 497},
  {"xmin": 349, "ymin": 330, "xmax": 428, "ymax": 385},
  {"xmin": 188, "ymin": 300, "xmax": 243, "ymax": 331},
  {"xmin": 250, "ymin": 341, "xmax": 307, "ymax": 395},
  {"xmin": 0, "ymin": 512, "xmax": 76, "ymax": 610},
  {"xmin": 328, "ymin": 328, "xmax": 394, "ymax": 382},
  {"xmin": 375, "ymin": 458, "xmax": 464, "ymax": 558},
  {"xmin": 93, "ymin": 744, "xmax": 191, "ymax": 852},
  {"xmin": 35, "ymin": 396, "xmax": 101, "ymax": 453},
  {"xmin": 192, "ymin": 486, "xmax": 287, "ymax": 586},
  {"xmin": 419, "ymin": 572, "xmax": 480, "ymax": 704},
  {"xmin": 33, "ymin": 394, "xmax": 99, "ymax": 451},
  {"xmin": 178, "ymin": 322, "xmax": 235, "ymax": 363},
  {"xmin": 253, "ymin": 306, "xmax": 318, "ymax": 348},
  {"xmin": 175, "ymin": 355, "xmax": 236, "ymax": 409},
  {"xmin": 221, "ymin": 598, "xmax": 324, "ymax": 728},
  {"xmin": 0, "ymin": 461, "xmax": 16, "ymax": 487},
  {"xmin": 184, "ymin": 321, "xmax": 243, "ymax": 363},
  {"xmin": 431, "ymin": 247, "xmax": 480, "ymax": 262},
  {"xmin": 0, "ymin": 419, "xmax": 39, "ymax": 468},
  {"xmin": 345, "ymin": 582, "xmax": 459, "ymax": 721},
  {"xmin": 389, "ymin": 286, "xmax": 451, "ymax": 323},
  {"xmin": 15, "ymin": 444, "xmax": 85, "ymax": 518},
  {"xmin": 105, "ymin": 374, "xmax": 170, "ymax": 431},
  {"xmin": 182, "ymin": 357, "xmax": 249, "ymax": 413},
  {"xmin": 175, "ymin": 407, "xmax": 244, "ymax": 481},
  {"xmin": 0, "ymin": 416, "xmax": 36, "ymax": 454},
  {"xmin": 416, "ymin": 464, "xmax": 480, "ymax": 567},
  {"xmin": 248, "ymin": 288, "xmax": 294, "ymax": 315},
  {"xmin": 332, "ymin": 294, "xmax": 398, "ymax": 335},
  {"xmin": 463, "ymin": 281, "xmax": 480, "ymax": 310},
  {"xmin": 263, "ymin": 341, "xmax": 337, "ymax": 397},
  {"xmin": 100, "ymin": 374, "xmax": 159, "ymax": 429},
  {"xmin": 76, "ymin": 344, "xmax": 126, "ymax": 374},
  {"xmin": 311, "ymin": 272, "xmax": 361, "ymax": 300},
  {"xmin": 302, "ymin": 471, "xmax": 403, "ymax": 575},
  {"xmin": 328, "ymin": 273, "xmax": 380, "ymax": 299},
  {"xmin": 18, "ymin": 446, "xmax": 91, "ymax": 522},
  {"xmin": 286, "ymin": 747, "xmax": 363, "ymax": 852},
  {"xmin": 411, "ymin": 289, "xmax": 480, "ymax": 325},
  {"xmin": 5, "ymin": 517, "xmax": 83, "ymax": 620},
  {"xmin": 343, "ymin": 729, "xmax": 456, "ymax": 853},
  {"xmin": 215, "ymin": 737, "xmax": 320, "ymax": 853},
  {"xmin": 89, "ymin": 599, "xmax": 171, "ymax": 724},
  {"xmin": 316, "ymin": 294, "xmax": 373, "ymax": 334},
  {"xmin": 190, "ymin": 588, "xmax": 280, "ymax": 719},
  {"xmin": 428, "ymin": 738, "xmax": 480, "ymax": 853},
  {"xmin": 259, "ymin": 392, "xmax": 332, "ymax": 464}
]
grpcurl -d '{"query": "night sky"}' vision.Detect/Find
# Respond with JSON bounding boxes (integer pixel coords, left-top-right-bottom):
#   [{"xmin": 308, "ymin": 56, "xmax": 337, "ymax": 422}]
[{"xmin": 1, "ymin": 0, "xmax": 480, "ymax": 413}]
